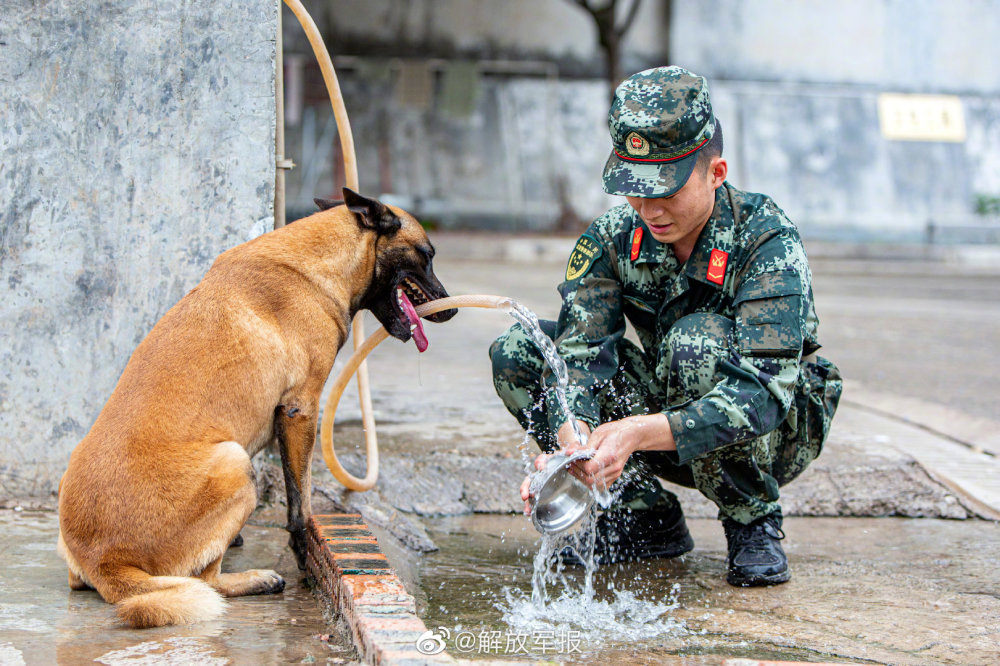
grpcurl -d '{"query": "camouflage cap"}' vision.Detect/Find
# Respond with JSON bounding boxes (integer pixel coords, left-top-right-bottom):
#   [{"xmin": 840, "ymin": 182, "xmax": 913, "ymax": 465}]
[{"xmin": 602, "ymin": 66, "xmax": 716, "ymax": 198}]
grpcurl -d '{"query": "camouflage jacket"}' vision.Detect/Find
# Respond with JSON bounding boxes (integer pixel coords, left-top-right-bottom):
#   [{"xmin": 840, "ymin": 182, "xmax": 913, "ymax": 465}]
[{"xmin": 548, "ymin": 182, "xmax": 821, "ymax": 464}]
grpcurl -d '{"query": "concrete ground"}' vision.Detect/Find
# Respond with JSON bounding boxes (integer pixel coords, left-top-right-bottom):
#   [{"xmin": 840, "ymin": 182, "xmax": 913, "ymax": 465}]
[
  {"xmin": 0, "ymin": 508, "xmax": 359, "ymax": 665},
  {"xmin": 408, "ymin": 514, "xmax": 1000, "ymax": 664},
  {"xmin": 2, "ymin": 238, "xmax": 999, "ymax": 664},
  {"xmin": 320, "ymin": 238, "xmax": 1000, "ymax": 663}
]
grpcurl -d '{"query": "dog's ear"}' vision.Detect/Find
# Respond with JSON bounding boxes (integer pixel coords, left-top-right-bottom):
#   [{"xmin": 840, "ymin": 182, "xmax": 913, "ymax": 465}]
[
  {"xmin": 342, "ymin": 188, "xmax": 402, "ymax": 235},
  {"xmin": 314, "ymin": 197, "xmax": 343, "ymax": 211}
]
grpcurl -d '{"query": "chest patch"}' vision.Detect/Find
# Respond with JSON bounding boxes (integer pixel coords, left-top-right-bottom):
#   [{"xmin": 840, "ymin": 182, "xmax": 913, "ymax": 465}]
[
  {"xmin": 707, "ymin": 248, "xmax": 728, "ymax": 286},
  {"xmin": 566, "ymin": 234, "xmax": 602, "ymax": 282},
  {"xmin": 630, "ymin": 227, "xmax": 643, "ymax": 261}
]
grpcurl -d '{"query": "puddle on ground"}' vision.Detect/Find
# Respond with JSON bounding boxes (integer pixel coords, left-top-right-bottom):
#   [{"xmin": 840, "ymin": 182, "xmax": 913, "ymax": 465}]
[
  {"xmin": 0, "ymin": 509, "xmax": 355, "ymax": 665},
  {"xmin": 389, "ymin": 513, "xmax": 1000, "ymax": 664}
]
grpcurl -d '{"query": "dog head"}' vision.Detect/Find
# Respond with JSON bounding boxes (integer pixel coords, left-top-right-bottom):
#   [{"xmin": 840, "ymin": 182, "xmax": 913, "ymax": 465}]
[{"xmin": 315, "ymin": 189, "xmax": 457, "ymax": 351}]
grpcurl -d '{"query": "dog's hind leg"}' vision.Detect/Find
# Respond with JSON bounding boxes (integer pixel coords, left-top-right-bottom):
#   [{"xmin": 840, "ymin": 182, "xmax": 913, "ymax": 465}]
[
  {"xmin": 57, "ymin": 529, "xmax": 93, "ymax": 590},
  {"xmin": 195, "ymin": 441, "xmax": 285, "ymax": 597}
]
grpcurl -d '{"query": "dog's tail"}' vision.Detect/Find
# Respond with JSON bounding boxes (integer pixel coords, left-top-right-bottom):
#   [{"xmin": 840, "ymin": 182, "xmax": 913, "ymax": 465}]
[{"xmin": 110, "ymin": 568, "xmax": 226, "ymax": 628}]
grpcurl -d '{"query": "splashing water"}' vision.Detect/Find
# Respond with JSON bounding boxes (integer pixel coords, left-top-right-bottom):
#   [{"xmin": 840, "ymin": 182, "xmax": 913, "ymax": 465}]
[{"xmin": 496, "ymin": 300, "xmax": 688, "ymax": 644}]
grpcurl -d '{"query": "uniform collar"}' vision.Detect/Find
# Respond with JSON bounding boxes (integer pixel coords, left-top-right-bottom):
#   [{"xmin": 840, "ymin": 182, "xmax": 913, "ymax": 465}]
[
  {"xmin": 630, "ymin": 212, "xmax": 670, "ymax": 265},
  {"xmin": 684, "ymin": 184, "xmax": 735, "ymax": 289}
]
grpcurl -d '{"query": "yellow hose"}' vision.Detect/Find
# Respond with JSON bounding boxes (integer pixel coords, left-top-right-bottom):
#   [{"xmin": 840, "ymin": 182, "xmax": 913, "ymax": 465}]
[
  {"xmin": 282, "ymin": 0, "xmax": 380, "ymax": 481},
  {"xmin": 282, "ymin": 2, "xmax": 511, "ymax": 492},
  {"xmin": 320, "ymin": 295, "xmax": 515, "ymax": 490}
]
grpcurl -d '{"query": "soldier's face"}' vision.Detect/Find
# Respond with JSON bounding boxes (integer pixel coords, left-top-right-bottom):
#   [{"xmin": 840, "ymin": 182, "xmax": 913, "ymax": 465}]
[{"xmin": 626, "ymin": 156, "xmax": 727, "ymax": 250}]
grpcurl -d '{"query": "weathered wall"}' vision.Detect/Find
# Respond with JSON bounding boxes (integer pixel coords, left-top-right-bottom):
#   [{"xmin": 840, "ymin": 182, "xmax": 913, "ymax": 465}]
[
  {"xmin": 0, "ymin": 1, "xmax": 276, "ymax": 498},
  {"xmin": 283, "ymin": 0, "xmax": 670, "ymax": 75},
  {"xmin": 672, "ymin": 0, "xmax": 1000, "ymax": 94},
  {"xmin": 283, "ymin": 73, "xmax": 1000, "ymax": 239},
  {"xmin": 281, "ymin": 0, "xmax": 1000, "ymax": 238}
]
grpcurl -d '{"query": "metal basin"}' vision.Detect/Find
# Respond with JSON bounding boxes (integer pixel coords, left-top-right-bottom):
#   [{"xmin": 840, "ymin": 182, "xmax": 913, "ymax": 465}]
[{"xmin": 529, "ymin": 450, "xmax": 595, "ymax": 535}]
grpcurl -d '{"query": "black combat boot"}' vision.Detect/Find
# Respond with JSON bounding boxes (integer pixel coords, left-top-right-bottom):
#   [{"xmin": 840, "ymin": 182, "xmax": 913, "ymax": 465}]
[
  {"xmin": 722, "ymin": 514, "xmax": 790, "ymax": 586},
  {"xmin": 560, "ymin": 500, "xmax": 694, "ymax": 566}
]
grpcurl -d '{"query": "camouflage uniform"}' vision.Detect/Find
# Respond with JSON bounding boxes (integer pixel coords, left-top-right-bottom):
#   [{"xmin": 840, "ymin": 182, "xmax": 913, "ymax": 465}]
[{"xmin": 491, "ymin": 185, "xmax": 842, "ymax": 524}]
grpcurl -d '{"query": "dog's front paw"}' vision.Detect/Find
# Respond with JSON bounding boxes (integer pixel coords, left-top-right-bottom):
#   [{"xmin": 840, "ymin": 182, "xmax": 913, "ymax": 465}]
[{"xmin": 248, "ymin": 569, "xmax": 286, "ymax": 595}]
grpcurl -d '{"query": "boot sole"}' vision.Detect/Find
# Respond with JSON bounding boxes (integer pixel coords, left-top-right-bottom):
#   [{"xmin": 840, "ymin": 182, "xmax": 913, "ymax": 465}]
[{"xmin": 726, "ymin": 568, "xmax": 791, "ymax": 587}]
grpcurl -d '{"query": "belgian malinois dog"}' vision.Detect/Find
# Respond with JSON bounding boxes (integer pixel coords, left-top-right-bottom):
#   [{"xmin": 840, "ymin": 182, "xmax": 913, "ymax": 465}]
[{"xmin": 57, "ymin": 189, "xmax": 456, "ymax": 628}]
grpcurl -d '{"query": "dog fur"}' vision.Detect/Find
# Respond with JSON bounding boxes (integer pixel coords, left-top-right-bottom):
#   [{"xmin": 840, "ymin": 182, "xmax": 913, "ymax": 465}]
[{"xmin": 57, "ymin": 189, "xmax": 455, "ymax": 628}]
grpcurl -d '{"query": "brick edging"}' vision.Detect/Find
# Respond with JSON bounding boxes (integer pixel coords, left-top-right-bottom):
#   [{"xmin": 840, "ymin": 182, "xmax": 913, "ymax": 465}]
[{"xmin": 307, "ymin": 513, "xmax": 455, "ymax": 665}]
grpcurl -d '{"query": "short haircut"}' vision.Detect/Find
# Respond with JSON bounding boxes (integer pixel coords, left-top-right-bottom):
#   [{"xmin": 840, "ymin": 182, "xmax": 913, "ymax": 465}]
[{"xmin": 695, "ymin": 119, "xmax": 723, "ymax": 174}]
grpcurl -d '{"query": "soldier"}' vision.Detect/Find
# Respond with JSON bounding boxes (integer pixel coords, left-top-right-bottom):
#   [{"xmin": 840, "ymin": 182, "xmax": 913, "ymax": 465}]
[{"xmin": 490, "ymin": 66, "xmax": 842, "ymax": 586}]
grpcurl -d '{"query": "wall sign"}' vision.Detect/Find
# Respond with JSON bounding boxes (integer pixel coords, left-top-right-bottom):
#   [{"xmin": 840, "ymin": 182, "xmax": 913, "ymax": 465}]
[{"xmin": 878, "ymin": 93, "xmax": 966, "ymax": 142}]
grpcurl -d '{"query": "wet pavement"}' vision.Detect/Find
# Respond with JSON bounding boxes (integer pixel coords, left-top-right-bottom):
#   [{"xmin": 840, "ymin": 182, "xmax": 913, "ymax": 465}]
[
  {"xmin": 392, "ymin": 513, "xmax": 1000, "ymax": 665},
  {"xmin": 0, "ymin": 509, "xmax": 357, "ymax": 665},
  {"xmin": 4, "ymin": 242, "xmax": 1000, "ymax": 664},
  {"xmin": 325, "ymin": 248, "xmax": 1000, "ymax": 522}
]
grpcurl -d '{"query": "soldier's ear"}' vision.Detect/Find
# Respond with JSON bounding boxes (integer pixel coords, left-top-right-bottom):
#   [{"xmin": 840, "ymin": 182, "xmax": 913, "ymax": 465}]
[
  {"xmin": 342, "ymin": 188, "xmax": 402, "ymax": 235},
  {"xmin": 314, "ymin": 197, "xmax": 343, "ymax": 211}
]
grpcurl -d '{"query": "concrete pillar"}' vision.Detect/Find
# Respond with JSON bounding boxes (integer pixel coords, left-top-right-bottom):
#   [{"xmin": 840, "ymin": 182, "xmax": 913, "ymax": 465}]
[{"xmin": 0, "ymin": 0, "xmax": 277, "ymax": 498}]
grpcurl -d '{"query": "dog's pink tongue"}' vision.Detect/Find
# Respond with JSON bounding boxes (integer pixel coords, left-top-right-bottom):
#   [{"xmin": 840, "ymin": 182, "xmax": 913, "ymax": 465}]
[{"xmin": 398, "ymin": 291, "xmax": 429, "ymax": 352}]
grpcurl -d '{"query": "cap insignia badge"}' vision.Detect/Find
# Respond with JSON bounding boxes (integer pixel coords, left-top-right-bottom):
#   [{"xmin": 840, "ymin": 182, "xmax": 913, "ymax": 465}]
[{"xmin": 624, "ymin": 131, "xmax": 650, "ymax": 157}]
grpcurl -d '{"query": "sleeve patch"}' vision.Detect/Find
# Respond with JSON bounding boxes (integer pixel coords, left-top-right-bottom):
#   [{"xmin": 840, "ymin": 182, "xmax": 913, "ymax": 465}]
[
  {"xmin": 737, "ymin": 294, "xmax": 804, "ymax": 357},
  {"xmin": 565, "ymin": 234, "xmax": 603, "ymax": 282}
]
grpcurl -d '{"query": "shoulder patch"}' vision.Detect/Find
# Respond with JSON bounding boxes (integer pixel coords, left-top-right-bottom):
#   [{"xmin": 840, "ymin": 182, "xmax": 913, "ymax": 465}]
[{"xmin": 565, "ymin": 234, "xmax": 603, "ymax": 282}]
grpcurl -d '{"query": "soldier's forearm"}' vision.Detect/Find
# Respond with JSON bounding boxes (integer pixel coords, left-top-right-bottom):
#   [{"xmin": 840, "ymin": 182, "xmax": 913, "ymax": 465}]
[{"xmin": 617, "ymin": 413, "xmax": 678, "ymax": 454}]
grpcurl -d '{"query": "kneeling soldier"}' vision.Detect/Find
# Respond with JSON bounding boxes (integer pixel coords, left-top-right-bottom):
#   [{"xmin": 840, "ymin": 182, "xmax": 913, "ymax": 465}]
[{"xmin": 491, "ymin": 66, "xmax": 842, "ymax": 586}]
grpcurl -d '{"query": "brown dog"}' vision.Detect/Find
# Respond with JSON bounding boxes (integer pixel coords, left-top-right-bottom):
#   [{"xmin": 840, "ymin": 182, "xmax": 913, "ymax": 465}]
[{"xmin": 57, "ymin": 189, "xmax": 456, "ymax": 628}]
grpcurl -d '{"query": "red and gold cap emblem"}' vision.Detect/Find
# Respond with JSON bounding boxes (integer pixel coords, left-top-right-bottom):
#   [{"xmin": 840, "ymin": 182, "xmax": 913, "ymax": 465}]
[{"xmin": 624, "ymin": 131, "xmax": 650, "ymax": 157}]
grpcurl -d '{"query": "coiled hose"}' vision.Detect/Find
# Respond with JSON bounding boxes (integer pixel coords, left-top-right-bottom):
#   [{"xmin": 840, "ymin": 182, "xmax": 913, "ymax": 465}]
[
  {"xmin": 282, "ymin": 0, "xmax": 378, "ymax": 488},
  {"xmin": 320, "ymin": 295, "xmax": 514, "ymax": 490},
  {"xmin": 283, "ymin": 0, "xmax": 511, "ymax": 491}
]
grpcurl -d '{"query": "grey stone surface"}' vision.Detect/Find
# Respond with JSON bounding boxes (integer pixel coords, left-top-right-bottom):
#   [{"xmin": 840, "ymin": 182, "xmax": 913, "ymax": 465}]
[
  {"xmin": 332, "ymin": 420, "xmax": 979, "ymax": 524},
  {"xmin": 0, "ymin": 1, "xmax": 276, "ymax": 497},
  {"xmin": 412, "ymin": 514, "xmax": 1000, "ymax": 664}
]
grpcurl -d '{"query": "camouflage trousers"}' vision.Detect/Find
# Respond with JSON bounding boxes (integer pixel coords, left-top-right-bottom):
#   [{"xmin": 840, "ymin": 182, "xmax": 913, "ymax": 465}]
[{"xmin": 490, "ymin": 313, "xmax": 839, "ymax": 525}]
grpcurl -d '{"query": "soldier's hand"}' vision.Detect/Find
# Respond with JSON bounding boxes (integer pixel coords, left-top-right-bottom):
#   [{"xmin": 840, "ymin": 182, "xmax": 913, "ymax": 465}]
[
  {"xmin": 569, "ymin": 419, "xmax": 634, "ymax": 489},
  {"xmin": 520, "ymin": 420, "xmax": 592, "ymax": 514},
  {"xmin": 569, "ymin": 414, "xmax": 675, "ymax": 489}
]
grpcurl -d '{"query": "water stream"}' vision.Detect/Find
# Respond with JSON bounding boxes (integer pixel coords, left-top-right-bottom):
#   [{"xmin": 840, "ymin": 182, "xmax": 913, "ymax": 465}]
[{"xmin": 494, "ymin": 300, "xmax": 690, "ymax": 645}]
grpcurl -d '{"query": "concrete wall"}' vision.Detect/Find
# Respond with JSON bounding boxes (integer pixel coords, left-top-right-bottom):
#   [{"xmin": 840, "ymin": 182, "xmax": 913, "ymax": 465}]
[
  {"xmin": 672, "ymin": 0, "xmax": 1000, "ymax": 239},
  {"xmin": 283, "ymin": 0, "xmax": 670, "ymax": 75},
  {"xmin": 282, "ymin": 71, "xmax": 1000, "ymax": 240},
  {"xmin": 0, "ymin": 1, "xmax": 276, "ymax": 499},
  {"xmin": 672, "ymin": 0, "xmax": 1000, "ymax": 94},
  {"xmin": 279, "ymin": 0, "xmax": 1000, "ymax": 238}
]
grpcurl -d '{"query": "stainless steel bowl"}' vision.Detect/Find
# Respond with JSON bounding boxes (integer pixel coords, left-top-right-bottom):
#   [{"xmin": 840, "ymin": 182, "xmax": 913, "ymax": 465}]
[{"xmin": 529, "ymin": 450, "xmax": 595, "ymax": 535}]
